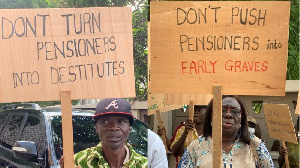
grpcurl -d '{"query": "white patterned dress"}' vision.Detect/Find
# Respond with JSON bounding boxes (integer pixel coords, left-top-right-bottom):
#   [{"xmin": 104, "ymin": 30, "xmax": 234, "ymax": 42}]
[{"xmin": 178, "ymin": 135, "xmax": 274, "ymax": 168}]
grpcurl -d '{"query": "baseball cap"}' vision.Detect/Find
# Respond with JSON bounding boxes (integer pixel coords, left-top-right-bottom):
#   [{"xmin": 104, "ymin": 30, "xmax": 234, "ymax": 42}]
[{"xmin": 93, "ymin": 98, "xmax": 134, "ymax": 125}]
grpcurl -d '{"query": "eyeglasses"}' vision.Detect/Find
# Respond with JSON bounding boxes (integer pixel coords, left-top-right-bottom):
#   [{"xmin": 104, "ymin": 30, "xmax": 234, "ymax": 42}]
[{"xmin": 222, "ymin": 108, "xmax": 242, "ymax": 117}]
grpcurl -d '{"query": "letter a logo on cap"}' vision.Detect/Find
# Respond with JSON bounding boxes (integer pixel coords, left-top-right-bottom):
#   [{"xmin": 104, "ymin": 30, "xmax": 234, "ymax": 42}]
[{"xmin": 105, "ymin": 100, "xmax": 118, "ymax": 109}]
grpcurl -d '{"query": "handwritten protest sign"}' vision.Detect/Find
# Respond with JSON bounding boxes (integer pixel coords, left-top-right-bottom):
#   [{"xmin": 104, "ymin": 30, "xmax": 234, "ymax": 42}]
[
  {"xmin": 263, "ymin": 103, "xmax": 297, "ymax": 144},
  {"xmin": 148, "ymin": 93, "xmax": 182, "ymax": 115},
  {"xmin": 164, "ymin": 93, "xmax": 213, "ymax": 105},
  {"xmin": 0, "ymin": 7, "xmax": 135, "ymax": 102},
  {"xmin": 150, "ymin": 1, "xmax": 290, "ymax": 96}
]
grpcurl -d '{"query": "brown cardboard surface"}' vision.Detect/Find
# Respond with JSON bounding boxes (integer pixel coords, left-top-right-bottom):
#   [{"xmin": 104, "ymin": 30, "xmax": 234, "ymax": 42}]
[
  {"xmin": 0, "ymin": 7, "xmax": 135, "ymax": 102},
  {"xmin": 150, "ymin": 1, "xmax": 290, "ymax": 96},
  {"xmin": 165, "ymin": 93, "xmax": 213, "ymax": 105},
  {"xmin": 212, "ymin": 86, "xmax": 222, "ymax": 168},
  {"xmin": 148, "ymin": 93, "xmax": 182, "ymax": 115},
  {"xmin": 263, "ymin": 103, "xmax": 297, "ymax": 144}
]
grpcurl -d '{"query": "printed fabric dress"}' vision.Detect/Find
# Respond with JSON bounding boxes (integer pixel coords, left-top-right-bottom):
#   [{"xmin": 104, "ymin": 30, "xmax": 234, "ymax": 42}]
[
  {"xmin": 74, "ymin": 142, "xmax": 148, "ymax": 168},
  {"xmin": 178, "ymin": 134, "xmax": 274, "ymax": 168}
]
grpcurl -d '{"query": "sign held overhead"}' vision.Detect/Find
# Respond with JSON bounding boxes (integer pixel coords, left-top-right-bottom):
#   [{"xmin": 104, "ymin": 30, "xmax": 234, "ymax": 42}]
[
  {"xmin": 0, "ymin": 7, "xmax": 135, "ymax": 102},
  {"xmin": 263, "ymin": 103, "xmax": 297, "ymax": 144},
  {"xmin": 150, "ymin": 1, "xmax": 290, "ymax": 96}
]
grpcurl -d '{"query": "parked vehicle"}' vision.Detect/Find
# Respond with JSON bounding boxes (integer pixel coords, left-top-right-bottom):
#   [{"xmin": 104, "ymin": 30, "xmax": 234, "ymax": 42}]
[{"xmin": 0, "ymin": 103, "xmax": 147, "ymax": 168}]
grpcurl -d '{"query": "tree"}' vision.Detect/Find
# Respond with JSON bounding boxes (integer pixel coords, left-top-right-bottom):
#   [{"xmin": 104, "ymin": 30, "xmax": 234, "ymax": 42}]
[
  {"xmin": 132, "ymin": 1, "xmax": 148, "ymax": 101},
  {"xmin": 286, "ymin": 0, "xmax": 299, "ymax": 80}
]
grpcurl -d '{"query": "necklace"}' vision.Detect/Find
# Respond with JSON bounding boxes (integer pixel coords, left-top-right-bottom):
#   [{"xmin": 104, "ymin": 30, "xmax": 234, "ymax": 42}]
[{"xmin": 222, "ymin": 143, "xmax": 234, "ymax": 149}]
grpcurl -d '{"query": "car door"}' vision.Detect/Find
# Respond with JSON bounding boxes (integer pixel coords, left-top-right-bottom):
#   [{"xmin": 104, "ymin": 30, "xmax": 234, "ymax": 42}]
[
  {"xmin": 0, "ymin": 113, "xmax": 26, "ymax": 168},
  {"xmin": 17, "ymin": 114, "xmax": 46, "ymax": 168},
  {"xmin": 0, "ymin": 111, "xmax": 46, "ymax": 168}
]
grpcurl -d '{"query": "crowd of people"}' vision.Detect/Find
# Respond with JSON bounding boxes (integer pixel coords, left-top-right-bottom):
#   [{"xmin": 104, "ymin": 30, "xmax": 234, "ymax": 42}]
[
  {"xmin": 58, "ymin": 96, "xmax": 299, "ymax": 168},
  {"xmin": 156, "ymin": 95, "xmax": 299, "ymax": 168}
]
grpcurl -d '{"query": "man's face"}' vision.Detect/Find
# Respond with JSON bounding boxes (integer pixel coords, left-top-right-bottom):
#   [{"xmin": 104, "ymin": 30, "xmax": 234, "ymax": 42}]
[
  {"xmin": 95, "ymin": 115, "xmax": 130, "ymax": 149},
  {"xmin": 193, "ymin": 106, "xmax": 206, "ymax": 125}
]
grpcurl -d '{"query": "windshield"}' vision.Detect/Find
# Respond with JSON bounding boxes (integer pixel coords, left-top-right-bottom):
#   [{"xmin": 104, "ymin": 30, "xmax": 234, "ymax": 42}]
[
  {"xmin": 51, "ymin": 115, "xmax": 99, "ymax": 159},
  {"xmin": 51, "ymin": 115, "xmax": 148, "ymax": 159}
]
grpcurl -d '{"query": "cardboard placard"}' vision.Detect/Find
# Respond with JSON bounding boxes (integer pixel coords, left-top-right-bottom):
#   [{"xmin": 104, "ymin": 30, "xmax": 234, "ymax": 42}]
[
  {"xmin": 150, "ymin": 1, "xmax": 290, "ymax": 96},
  {"xmin": 212, "ymin": 86, "xmax": 222, "ymax": 168},
  {"xmin": 296, "ymin": 91, "xmax": 300, "ymax": 114},
  {"xmin": 164, "ymin": 93, "xmax": 213, "ymax": 105},
  {"xmin": 0, "ymin": 7, "xmax": 135, "ymax": 102},
  {"xmin": 148, "ymin": 93, "xmax": 182, "ymax": 115},
  {"xmin": 263, "ymin": 103, "xmax": 297, "ymax": 144}
]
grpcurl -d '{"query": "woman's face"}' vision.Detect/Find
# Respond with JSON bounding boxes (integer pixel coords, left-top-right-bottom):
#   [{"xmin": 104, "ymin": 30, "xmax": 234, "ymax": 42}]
[{"xmin": 222, "ymin": 97, "xmax": 242, "ymax": 136}]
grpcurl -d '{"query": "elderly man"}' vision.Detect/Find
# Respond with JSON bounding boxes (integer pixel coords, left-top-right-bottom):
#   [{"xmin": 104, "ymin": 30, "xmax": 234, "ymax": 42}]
[{"xmin": 60, "ymin": 98, "xmax": 147, "ymax": 168}]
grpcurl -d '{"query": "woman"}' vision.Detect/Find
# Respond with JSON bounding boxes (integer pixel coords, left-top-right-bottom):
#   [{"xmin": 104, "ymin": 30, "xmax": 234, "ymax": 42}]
[{"xmin": 179, "ymin": 95, "xmax": 274, "ymax": 168}]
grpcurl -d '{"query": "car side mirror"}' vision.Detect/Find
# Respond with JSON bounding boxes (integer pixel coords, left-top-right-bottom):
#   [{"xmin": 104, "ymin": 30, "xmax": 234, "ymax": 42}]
[{"xmin": 13, "ymin": 141, "xmax": 38, "ymax": 161}]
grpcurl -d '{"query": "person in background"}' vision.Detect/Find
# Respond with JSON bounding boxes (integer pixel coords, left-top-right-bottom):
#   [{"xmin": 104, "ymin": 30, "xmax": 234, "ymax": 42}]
[
  {"xmin": 248, "ymin": 116, "xmax": 257, "ymax": 135},
  {"xmin": 278, "ymin": 116, "xmax": 299, "ymax": 168},
  {"xmin": 148, "ymin": 129, "xmax": 168, "ymax": 168},
  {"xmin": 171, "ymin": 105, "xmax": 207, "ymax": 167},
  {"xmin": 157, "ymin": 122, "xmax": 185, "ymax": 151},
  {"xmin": 248, "ymin": 115, "xmax": 262, "ymax": 139}
]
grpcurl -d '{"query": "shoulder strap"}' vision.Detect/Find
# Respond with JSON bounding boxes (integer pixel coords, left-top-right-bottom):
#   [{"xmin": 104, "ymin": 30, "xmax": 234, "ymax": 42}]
[{"xmin": 250, "ymin": 140, "xmax": 262, "ymax": 168}]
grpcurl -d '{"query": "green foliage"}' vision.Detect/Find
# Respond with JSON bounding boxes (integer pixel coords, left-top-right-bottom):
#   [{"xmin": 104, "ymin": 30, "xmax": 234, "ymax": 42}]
[
  {"xmin": 55, "ymin": 0, "xmax": 130, "ymax": 7},
  {"xmin": 287, "ymin": 0, "xmax": 299, "ymax": 80},
  {"xmin": 132, "ymin": 1, "xmax": 148, "ymax": 100},
  {"xmin": 0, "ymin": 0, "xmax": 51, "ymax": 8},
  {"xmin": 252, "ymin": 101, "xmax": 263, "ymax": 113}
]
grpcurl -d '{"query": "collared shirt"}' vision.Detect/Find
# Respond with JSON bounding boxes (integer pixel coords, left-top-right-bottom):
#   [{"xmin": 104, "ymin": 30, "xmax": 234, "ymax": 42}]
[
  {"xmin": 74, "ymin": 142, "xmax": 148, "ymax": 168},
  {"xmin": 179, "ymin": 135, "xmax": 274, "ymax": 168}
]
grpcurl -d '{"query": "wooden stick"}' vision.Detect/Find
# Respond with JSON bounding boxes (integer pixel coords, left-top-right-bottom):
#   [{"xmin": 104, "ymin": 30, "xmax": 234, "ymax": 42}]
[
  {"xmin": 281, "ymin": 140, "xmax": 290, "ymax": 168},
  {"xmin": 212, "ymin": 86, "xmax": 222, "ymax": 168},
  {"xmin": 60, "ymin": 91, "xmax": 74, "ymax": 167},
  {"xmin": 187, "ymin": 100, "xmax": 194, "ymax": 146},
  {"xmin": 156, "ymin": 109, "xmax": 168, "ymax": 151},
  {"xmin": 147, "ymin": 22, "xmax": 151, "ymax": 91}
]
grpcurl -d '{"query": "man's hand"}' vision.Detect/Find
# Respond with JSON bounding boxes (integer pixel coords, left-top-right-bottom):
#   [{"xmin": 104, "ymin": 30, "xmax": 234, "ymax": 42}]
[
  {"xmin": 59, "ymin": 156, "xmax": 64, "ymax": 168},
  {"xmin": 59, "ymin": 156, "xmax": 81, "ymax": 168},
  {"xmin": 184, "ymin": 119, "xmax": 194, "ymax": 134},
  {"xmin": 278, "ymin": 146, "xmax": 288, "ymax": 166},
  {"xmin": 157, "ymin": 126, "xmax": 167, "ymax": 137},
  {"xmin": 279, "ymin": 146, "xmax": 288, "ymax": 157}
]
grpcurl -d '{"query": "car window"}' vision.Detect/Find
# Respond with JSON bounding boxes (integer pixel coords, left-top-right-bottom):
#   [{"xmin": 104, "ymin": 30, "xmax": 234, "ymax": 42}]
[
  {"xmin": 0, "ymin": 113, "xmax": 9, "ymax": 134},
  {"xmin": 51, "ymin": 115, "xmax": 99, "ymax": 159},
  {"xmin": 0, "ymin": 115, "xmax": 25, "ymax": 149},
  {"xmin": 128, "ymin": 120, "xmax": 148, "ymax": 157},
  {"xmin": 20, "ymin": 116, "xmax": 44, "ymax": 157}
]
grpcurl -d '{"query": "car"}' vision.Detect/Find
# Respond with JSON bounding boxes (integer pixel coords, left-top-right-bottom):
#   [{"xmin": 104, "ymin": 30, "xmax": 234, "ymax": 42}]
[{"xmin": 0, "ymin": 103, "xmax": 147, "ymax": 168}]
